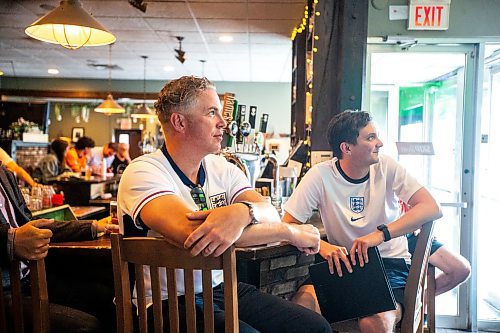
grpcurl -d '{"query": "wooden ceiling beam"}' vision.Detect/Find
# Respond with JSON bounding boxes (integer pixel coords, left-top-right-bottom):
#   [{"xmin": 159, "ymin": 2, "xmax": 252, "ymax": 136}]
[{"xmin": 0, "ymin": 89, "xmax": 159, "ymax": 100}]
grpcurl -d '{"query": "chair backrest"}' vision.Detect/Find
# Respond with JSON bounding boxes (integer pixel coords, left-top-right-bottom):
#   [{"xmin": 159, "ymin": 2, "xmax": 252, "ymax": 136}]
[
  {"xmin": 0, "ymin": 259, "xmax": 50, "ymax": 333},
  {"xmin": 111, "ymin": 233, "xmax": 239, "ymax": 333},
  {"xmin": 400, "ymin": 220, "xmax": 435, "ymax": 333}
]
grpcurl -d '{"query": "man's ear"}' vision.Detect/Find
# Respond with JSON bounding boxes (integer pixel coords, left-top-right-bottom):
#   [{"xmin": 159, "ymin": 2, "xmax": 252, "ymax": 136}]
[
  {"xmin": 170, "ymin": 112, "xmax": 186, "ymax": 133},
  {"xmin": 340, "ymin": 142, "xmax": 351, "ymax": 155}
]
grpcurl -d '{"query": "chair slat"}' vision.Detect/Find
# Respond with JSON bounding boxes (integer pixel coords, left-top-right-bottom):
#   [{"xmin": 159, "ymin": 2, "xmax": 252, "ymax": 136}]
[
  {"xmin": 223, "ymin": 248, "xmax": 239, "ymax": 333},
  {"xmin": 427, "ymin": 265, "xmax": 436, "ymax": 333},
  {"xmin": 111, "ymin": 233, "xmax": 134, "ymax": 333},
  {"xmin": 184, "ymin": 269, "xmax": 197, "ymax": 333},
  {"xmin": 29, "ymin": 260, "xmax": 50, "ymax": 333},
  {"xmin": 135, "ymin": 264, "xmax": 148, "ymax": 333},
  {"xmin": 150, "ymin": 266, "xmax": 163, "ymax": 333},
  {"xmin": 167, "ymin": 268, "xmax": 180, "ymax": 333},
  {"xmin": 202, "ymin": 270, "xmax": 215, "ymax": 333},
  {"xmin": 10, "ymin": 261, "xmax": 24, "ymax": 333},
  {"xmin": 0, "ymin": 267, "xmax": 7, "ymax": 333}
]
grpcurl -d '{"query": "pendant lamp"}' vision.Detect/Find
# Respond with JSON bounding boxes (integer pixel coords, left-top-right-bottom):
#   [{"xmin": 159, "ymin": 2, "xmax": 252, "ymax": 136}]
[
  {"xmin": 131, "ymin": 56, "xmax": 156, "ymax": 119},
  {"xmin": 25, "ymin": 0, "xmax": 116, "ymax": 50},
  {"xmin": 95, "ymin": 44, "xmax": 125, "ymax": 115}
]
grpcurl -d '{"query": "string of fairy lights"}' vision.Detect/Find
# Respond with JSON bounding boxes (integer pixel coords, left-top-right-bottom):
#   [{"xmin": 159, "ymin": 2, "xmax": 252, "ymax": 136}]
[{"xmin": 291, "ymin": 0, "xmax": 321, "ymax": 177}]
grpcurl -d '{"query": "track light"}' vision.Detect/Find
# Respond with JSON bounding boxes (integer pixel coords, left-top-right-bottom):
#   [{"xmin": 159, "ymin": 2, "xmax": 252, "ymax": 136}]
[
  {"xmin": 128, "ymin": 0, "xmax": 147, "ymax": 13},
  {"xmin": 175, "ymin": 36, "xmax": 186, "ymax": 64}
]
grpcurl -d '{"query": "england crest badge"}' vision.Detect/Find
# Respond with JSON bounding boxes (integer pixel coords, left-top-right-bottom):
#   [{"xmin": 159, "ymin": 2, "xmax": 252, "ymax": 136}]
[{"xmin": 350, "ymin": 196, "xmax": 364, "ymax": 213}]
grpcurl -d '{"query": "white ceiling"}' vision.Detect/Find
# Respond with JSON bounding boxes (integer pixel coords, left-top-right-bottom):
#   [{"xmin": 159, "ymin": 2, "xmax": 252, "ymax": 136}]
[{"xmin": 0, "ymin": 0, "xmax": 306, "ymax": 82}]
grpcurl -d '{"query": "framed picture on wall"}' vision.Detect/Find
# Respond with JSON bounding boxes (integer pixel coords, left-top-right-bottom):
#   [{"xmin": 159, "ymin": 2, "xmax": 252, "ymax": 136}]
[{"xmin": 71, "ymin": 127, "xmax": 84, "ymax": 142}]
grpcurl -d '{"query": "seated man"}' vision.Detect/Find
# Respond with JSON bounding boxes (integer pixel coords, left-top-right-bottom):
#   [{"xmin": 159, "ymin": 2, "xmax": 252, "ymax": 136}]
[
  {"xmin": 0, "ymin": 162, "xmax": 117, "ymax": 332},
  {"xmin": 87, "ymin": 142, "xmax": 118, "ymax": 172},
  {"xmin": 118, "ymin": 76, "xmax": 331, "ymax": 333},
  {"xmin": 65, "ymin": 136, "xmax": 95, "ymax": 173},
  {"xmin": 283, "ymin": 110, "xmax": 443, "ymax": 333},
  {"xmin": 110, "ymin": 143, "xmax": 131, "ymax": 174}
]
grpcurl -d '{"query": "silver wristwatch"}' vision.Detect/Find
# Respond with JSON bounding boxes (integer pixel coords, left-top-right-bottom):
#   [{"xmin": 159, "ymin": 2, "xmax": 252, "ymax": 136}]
[{"xmin": 239, "ymin": 201, "xmax": 259, "ymax": 224}]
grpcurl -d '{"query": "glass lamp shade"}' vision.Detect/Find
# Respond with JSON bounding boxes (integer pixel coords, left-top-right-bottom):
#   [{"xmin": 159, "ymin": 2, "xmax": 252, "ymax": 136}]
[
  {"xmin": 94, "ymin": 94, "xmax": 125, "ymax": 115},
  {"xmin": 131, "ymin": 103, "xmax": 157, "ymax": 119},
  {"xmin": 25, "ymin": 0, "xmax": 116, "ymax": 50}
]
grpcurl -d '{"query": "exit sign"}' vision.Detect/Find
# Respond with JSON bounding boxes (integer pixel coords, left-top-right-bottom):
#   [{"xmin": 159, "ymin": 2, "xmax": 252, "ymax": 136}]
[{"xmin": 408, "ymin": 0, "xmax": 451, "ymax": 30}]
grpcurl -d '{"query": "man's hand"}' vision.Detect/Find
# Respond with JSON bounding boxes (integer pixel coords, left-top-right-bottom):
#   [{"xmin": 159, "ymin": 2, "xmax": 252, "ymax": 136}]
[
  {"xmin": 349, "ymin": 231, "xmax": 384, "ymax": 267},
  {"xmin": 286, "ymin": 223, "xmax": 321, "ymax": 255},
  {"xmin": 13, "ymin": 219, "xmax": 54, "ymax": 260},
  {"xmin": 184, "ymin": 204, "xmax": 250, "ymax": 257},
  {"xmin": 93, "ymin": 216, "xmax": 119, "ymax": 234},
  {"xmin": 319, "ymin": 241, "xmax": 353, "ymax": 277}
]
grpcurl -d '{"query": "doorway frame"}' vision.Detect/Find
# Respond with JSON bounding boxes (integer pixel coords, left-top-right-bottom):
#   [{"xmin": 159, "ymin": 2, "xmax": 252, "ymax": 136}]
[{"xmin": 364, "ymin": 42, "xmax": 481, "ymax": 330}]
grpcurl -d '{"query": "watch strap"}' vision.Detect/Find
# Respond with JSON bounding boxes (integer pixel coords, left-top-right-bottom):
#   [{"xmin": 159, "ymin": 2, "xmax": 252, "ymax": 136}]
[
  {"xmin": 377, "ymin": 224, "xmax": 391, "ymax": 242},
  {"xmin": 239, "ymin": 201, "xmax": 259, "ymax": 224}
]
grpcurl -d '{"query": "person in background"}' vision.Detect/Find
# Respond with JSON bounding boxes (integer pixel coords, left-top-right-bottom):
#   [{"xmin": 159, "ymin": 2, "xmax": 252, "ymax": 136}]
[
  {"xmin": 87, "ymin": 142, "xmax": 118, "ymax": 173},
  {"xmin": 118, "ymin": 76, "xmax": 331, "ymax": 333},
  {"xmin": 283, "ymin": 110, "xmax": 442, "ymax": 333},
  {"xmin": 110, "ymin": 142, "xmax": 131, "ymax": 174},
  {"xmin": 0, "ymin": 147, "xmax": 40, "ymax": 187},
  {"xmin": 37, "ymin": 138, "xmax": 70, "ymax": 183},
  {"xmin": 0, "ymin": 162, "xmax": 118, "ymax": 332},
  {"xmin": 65, "ymin": 136, "xmax": 95, "ymax": 173}
]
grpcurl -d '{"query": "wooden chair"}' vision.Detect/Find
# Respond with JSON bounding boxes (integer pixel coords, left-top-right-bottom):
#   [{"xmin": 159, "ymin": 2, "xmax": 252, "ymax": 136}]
[
  {"xmin": 331, "ymin": 220, "xmax": 435, "ymax": 333},
  {"xmin": 0, "ymin": 259, "xmax": 50, "ymax": 333},
  {"xmin": 111, "ymin": 233, "xmax": 239, "ymax": 333}
]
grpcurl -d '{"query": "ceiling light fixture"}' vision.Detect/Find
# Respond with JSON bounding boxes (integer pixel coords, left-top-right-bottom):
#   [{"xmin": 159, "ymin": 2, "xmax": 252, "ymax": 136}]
[
  {"xmin": 199, "ymin": 59, "xmax": 206, "ymax": 77},
  {"xmin": 218, "ymin": 35, "xmax": 233, "ymax": 43},
  {"xmin": 131, "ymin": 56, "xmax": 156, "ymax": 119},
  {"xmin": 94, "ymin": 44, "xmax": 125, "ymax": 115},
  {"xmin": 25, "ymin": 0, "xmax": 116, "ymax": 50},
  {"xmin": 47, "ymin": 68, "xmax": 59, "ymax": 74},
  {"xmin": 174, "ymin": 36, "xmax": 186, "ymax": 64}
]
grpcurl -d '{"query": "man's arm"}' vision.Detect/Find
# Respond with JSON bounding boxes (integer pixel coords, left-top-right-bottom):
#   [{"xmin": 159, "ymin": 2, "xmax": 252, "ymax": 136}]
[
  {"xmin": 283, "ymin": 212, "xmax": 352, "ymax": 276},
  {"xmin": 350, "ymin": 187, "xmax": 442, "ymax": 266},
  {"xmin": 139, "ymin": 194, "xmax": 206, "ymax": 247},
  {"xmin": 5, "ymin": 161, "xmax": 39, "ymax": 187}
]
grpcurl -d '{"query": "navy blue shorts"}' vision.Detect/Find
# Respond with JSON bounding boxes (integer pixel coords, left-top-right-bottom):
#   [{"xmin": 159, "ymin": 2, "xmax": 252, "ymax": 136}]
[{"xmin": 407, "ymin": 234, "xmax": 444, "ymax": 256}]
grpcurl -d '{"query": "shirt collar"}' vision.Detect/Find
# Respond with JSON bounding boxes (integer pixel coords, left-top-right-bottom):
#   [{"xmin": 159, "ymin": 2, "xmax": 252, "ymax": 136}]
[{"xmin": 161, "ymin": 144, "xmax": 205, "ymax": 188}]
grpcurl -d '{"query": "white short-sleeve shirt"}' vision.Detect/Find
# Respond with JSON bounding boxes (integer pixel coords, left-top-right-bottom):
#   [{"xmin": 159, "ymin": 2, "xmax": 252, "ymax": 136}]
[
  {"xmin": 284, "ymin": 154, "xmax": 422, "ymax": 261},
  {"xmin": 118, "ymin": 149, "xmax": 252, "ymax": 303}
]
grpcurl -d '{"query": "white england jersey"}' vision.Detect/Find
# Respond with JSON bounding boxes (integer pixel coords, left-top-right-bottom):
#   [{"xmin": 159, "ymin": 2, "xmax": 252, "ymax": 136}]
[
  {"xmin": 118, "ymin": 149, "xmax": 252, "ymax": 304},
  {"xmin": 284, "ymin": 154, "xmax": 422, "ymax": 261}
]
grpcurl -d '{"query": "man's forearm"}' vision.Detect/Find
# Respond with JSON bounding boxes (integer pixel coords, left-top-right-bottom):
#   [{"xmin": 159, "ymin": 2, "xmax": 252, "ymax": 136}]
[
  {"xmin": 387, "ymin": 201, "xmax": 442, "ymax": 239},
  {"xmin": 235, "ymin": 222, "xmax": 290, "ymax": 247}
]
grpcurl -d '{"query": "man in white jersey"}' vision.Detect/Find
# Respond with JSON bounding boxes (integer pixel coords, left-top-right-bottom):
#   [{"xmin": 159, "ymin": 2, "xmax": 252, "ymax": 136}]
[
  {"xmin": 283, "ymin": 110, "xmax": 442, "ymax": 333},
  {"xmin": 118, "ymin": 76, "xmax": 331, "ymax": 332}
]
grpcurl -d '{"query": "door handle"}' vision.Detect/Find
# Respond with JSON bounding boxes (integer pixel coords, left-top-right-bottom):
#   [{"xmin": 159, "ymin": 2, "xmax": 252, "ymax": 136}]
[{"xmin": 440, "ymin": 202, "xmax": 468, "ymax": 209}]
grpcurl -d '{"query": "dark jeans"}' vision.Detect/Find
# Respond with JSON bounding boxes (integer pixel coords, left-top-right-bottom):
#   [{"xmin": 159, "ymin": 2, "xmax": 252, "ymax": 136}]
[
  {"xmin": 4, "ymin": 295, "xmax": 101, "ymax": 333},
  {"xmin": 143, "ymin": 282, "xmax": 331, "ymax": 333}
]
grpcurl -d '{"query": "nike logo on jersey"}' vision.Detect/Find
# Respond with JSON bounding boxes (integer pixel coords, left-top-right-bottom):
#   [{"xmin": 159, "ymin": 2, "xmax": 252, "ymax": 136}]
[{"xmin": 350, "ymin": 216, "xmax": 365, "ymax": 222}]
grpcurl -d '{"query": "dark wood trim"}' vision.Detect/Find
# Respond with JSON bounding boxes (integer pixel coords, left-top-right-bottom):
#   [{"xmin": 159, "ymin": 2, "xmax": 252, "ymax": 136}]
[{"xmin": 0, "ymin": 89, "xmax": 159, "ymax": 100}]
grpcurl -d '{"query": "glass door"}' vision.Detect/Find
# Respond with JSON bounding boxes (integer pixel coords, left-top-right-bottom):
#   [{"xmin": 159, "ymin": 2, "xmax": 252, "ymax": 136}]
[
  {"xmin": 365, "ymin": 43, "xmax": 477, "ymax": 330},
  {"xmin": 478, "ymin": 43, "xmax": 500, "ymax": 331}
]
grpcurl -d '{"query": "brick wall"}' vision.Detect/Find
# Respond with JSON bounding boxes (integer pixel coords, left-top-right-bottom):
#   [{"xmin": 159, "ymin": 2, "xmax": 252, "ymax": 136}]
[{"xmin": 236, "ymin": 245, "xmax": 316, "ymax": 300}]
